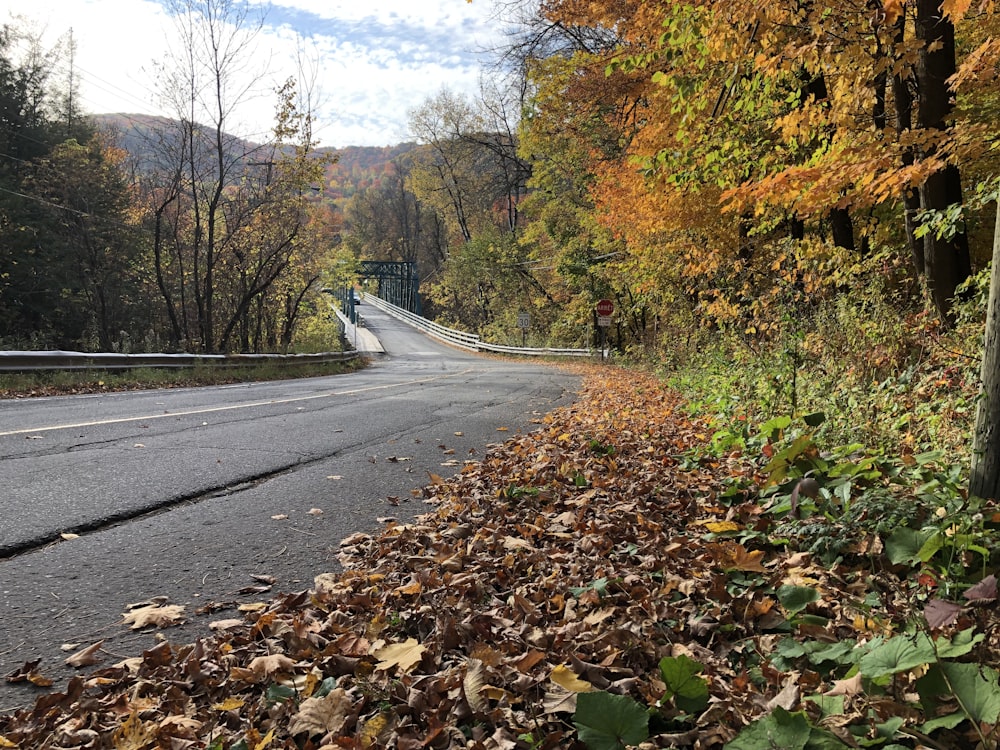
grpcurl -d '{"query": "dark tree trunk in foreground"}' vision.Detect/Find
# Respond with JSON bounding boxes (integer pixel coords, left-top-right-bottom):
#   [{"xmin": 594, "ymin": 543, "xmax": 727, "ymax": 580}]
[{"xmin": 915, "ymin": 0, "xmax": 970, "ymax": 322}]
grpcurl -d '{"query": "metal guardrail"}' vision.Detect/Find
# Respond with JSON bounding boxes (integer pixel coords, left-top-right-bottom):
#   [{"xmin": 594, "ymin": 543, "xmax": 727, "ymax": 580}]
[
  {"xmin": 364, "ymin": 294, "xmax": 593, "ymax": 358},
  {"xmin": 0, "ymin": 350, "xmax": 360, "ymax": 372}
]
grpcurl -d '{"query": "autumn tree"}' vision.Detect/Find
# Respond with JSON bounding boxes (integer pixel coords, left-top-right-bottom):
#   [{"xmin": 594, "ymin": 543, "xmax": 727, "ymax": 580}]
[{"xmin": 342, "ymin": 157, "xmax": 448, "ymax": 278}]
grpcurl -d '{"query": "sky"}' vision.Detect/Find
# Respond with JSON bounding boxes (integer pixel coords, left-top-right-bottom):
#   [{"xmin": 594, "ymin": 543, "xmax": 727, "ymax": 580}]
[{"xmin": 4, "ymin": 0, "xmax": 511, "ymax": 149}]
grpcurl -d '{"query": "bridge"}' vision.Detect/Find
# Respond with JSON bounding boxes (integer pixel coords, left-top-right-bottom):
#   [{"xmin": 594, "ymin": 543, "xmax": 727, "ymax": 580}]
[{"xmin": 332, "ymin": 260, "xmax": 422, "ymax": 324}]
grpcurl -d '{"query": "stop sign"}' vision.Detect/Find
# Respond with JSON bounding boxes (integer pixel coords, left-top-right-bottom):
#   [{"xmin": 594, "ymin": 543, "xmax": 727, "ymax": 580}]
[{"xmin": 596, "ymin": 299, "xmax": 613, "ymax": 316}]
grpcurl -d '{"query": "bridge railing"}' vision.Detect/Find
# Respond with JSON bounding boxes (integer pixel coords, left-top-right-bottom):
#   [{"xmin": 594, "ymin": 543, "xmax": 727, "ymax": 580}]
[{"xmin": 363, "ymin": 295, "xmax": 593, "ymax": 358}]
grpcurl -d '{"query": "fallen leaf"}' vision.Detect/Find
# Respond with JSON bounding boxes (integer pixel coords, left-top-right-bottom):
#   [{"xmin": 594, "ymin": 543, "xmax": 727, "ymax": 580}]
[
  {"xmin": 271, "ymin": 514, "xmax": 289, "ymax": 520},
  {"xmin": 65, "ymin": 640, "xmax": 104, "ymax": 668},
  {"xmin": 824, "ymin": 673, "xmax": 864, "ymax": 697},
  {"xmin": 307, "ymin": 508, "xmax": 324, "ymax": 515},
  {"xmin": 122, "ymin": 603, "xmax": 185, "ymax": 629},
  {"xmin": 60, "ymin": 532, "xmax": 80, "ymax": 540},
  {"xmin": 373, "ymin": 638, "xmax": 426, "ymax": 673},
  {"xmin": 288, "ymin": 688, "xmax": 352, "ymax": 736},
  {"xmin": 247, "ymin": 654, "xmax": 297, "ymax": 678},
  {"xmin": 463, "ymin": 659, "xmax": 487, "ymax": 713},
  {"xmin": 210, "ymin": 618, "xmax": 246, "ymax": 631},
  {"xmin": 5, "ymin": 659, "xmax": 52, "ymax": 687},
  {"xmin": 550, "ymin": 664, "xmax": 593, "ymax": 692},
  {"xmin": 213, "ymin": 697, "xmax": 245, "ymax": 712}
]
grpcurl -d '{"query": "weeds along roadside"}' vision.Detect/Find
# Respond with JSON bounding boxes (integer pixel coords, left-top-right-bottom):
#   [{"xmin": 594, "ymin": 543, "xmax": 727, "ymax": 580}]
[{"xmin": 0, "ymin": 359, "xmax": 365, "ymax": 399}]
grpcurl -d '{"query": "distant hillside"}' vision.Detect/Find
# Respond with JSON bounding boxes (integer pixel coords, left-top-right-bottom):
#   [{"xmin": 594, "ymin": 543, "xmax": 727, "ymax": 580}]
[
  {"xmin": 321, "ymin": 143, "xmax": 419, "ymax": 203},
  {"xmin": 92, "ymin": 113, "xmax": 419, "ymax": 208}
]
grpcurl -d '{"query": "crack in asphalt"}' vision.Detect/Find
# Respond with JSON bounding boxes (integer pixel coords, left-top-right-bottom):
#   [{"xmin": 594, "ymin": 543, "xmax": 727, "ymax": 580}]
[{"xmin": 0, "ymin": 450, "xmax": 341, "ymax": 561}]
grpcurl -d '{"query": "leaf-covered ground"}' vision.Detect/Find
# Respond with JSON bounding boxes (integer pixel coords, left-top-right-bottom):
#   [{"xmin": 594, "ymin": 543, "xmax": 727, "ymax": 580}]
[{"xmin": 2, "ymin": 365, "xmax": 998, "ymax": 749}]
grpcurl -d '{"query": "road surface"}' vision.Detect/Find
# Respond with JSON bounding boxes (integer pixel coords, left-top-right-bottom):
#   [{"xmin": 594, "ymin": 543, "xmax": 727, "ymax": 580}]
[{"xmin": 0, "ymin": 305, "xmax": 580, "ymax": 710}]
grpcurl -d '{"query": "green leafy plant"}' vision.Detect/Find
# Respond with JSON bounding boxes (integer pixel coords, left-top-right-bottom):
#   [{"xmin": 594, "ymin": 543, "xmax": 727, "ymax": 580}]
[
  {"xmin": 573, "ymin": 692, "xmax": 649, "ymax": 750},
  {"xmin": 658, "ymin": 655, "xmax": 710, "ymax": 715}
]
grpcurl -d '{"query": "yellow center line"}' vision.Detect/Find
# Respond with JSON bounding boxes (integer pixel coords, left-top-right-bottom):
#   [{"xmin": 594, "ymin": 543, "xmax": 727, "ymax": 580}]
[{"xmin": 0, "ymin": 371, "xmax": 472, "ymax": 437}]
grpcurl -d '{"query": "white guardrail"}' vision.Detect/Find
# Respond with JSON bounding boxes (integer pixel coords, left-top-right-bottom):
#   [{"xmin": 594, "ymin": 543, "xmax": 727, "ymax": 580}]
[
  {"xmin": 0, "ymin": 350, "xmax": 360, "ymax": 372},
  {"xmin": 363, "ymin": 294, "xmax": 593, "ymax": 358}
]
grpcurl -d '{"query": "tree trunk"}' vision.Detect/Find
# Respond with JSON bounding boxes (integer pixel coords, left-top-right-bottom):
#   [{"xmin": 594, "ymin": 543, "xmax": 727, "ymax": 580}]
[
  {"xmin": 970, "ymin": 200, "xmax": 1000, "ymax": 499},
  {"xmin": 915, "ymin": 0, "xmax": 970, "ymax": 322},
  {"xmin": 890, "ymin": 13, "xmax": 923, "ymax": 274}
]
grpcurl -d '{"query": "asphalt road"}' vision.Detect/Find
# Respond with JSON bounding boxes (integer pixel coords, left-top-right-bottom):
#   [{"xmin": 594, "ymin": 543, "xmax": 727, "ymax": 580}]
[{"xmin": 0, "ymin": 305, "xmax": 580, "ymax": 711}]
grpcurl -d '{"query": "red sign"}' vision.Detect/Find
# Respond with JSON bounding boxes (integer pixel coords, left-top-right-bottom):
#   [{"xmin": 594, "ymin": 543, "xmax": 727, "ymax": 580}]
[{"xmin": 596, "ymin": 299, "xmax": 614, "ymax": 316}]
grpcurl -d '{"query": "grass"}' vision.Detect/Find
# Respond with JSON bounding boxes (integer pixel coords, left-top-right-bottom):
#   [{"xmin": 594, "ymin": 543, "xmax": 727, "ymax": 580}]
[{"xmin": 0, "ymin": 358, "xmax": 367, "ymax": 400}]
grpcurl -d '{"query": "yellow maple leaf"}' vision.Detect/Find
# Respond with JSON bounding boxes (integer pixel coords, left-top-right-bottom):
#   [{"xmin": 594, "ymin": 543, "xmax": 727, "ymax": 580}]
[
  {"xmin": 373, "ymin": 638, "xmax": 426, "ymax": 673},
  {"xmin": 213, "ymin": 697, "xmax": 246, "ymax": 711},
  {"xmin": 254, "ymin": 729, "xmax": 275, "ymax": 750},
  {"xmin": 550, "ymin": 664, "xmax": 593, "ymax": 693},
  {"xmin": 941, "ymin": 0, "xmax": 973, "ymax": 20},
  {"xmin": 701, "ymin": 520, "xmax": 742, "ymax": 534},
  {"xmin": 360, "ymin": 713, "xmax": 389, "ymax": 748}
]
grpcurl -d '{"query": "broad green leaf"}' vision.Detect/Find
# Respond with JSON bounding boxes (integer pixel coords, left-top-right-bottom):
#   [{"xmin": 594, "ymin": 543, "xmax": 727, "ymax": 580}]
[
  {"xmin": 803, "ymin": 412, "xmax": 826, "ymax": 427},
  {"xmin": 940, "ymin": 662, "xmax": 1000, "ymax": 723},
  {"xmin": 915, "ymin": 531, "xmax": 945, "ymax": 563},
  {"xmin": 314, "ymin": 676, "xmax": 338, "ymax": 698},
  {"xmin": 935, "ymin": 627, "xmax": 984, "ymax": 659},
  {"xmin": 859, "ymin": 634, "xmax": 936, "ymax": 679},
  {"xmin": 885, "ymin": 527, "xmax": 936, "ymax": 565},
  {"xmin": 777, "ymin": 585, "xmax": 820, "ymax": 616},
  {"xmin": 573, "ymin": 692, "xmax": 649, "ymax": 750},
  {"xmin": 804, "ymin": 640, "xmax": 857, "ymax": 667},
  {"xmin": 918, "ymin": 711, "xmax": 966, "ymax": 734},
  {"xmin": 659, "ymin": 655, "xmax": 709, "ymax": 713},
  {"xmin": 724, "ymin": 707, "xmax": 811, "ymax": 750},
  {"xmin": 760, "ymin": 416, "xmax": 792, "ymax": 440},
  {"xmin": 804, "ymin": 693, "xmax": 845, "ymax": 717},
  {"xmin": 874, "ymin": 716, "xmax": 905, "ymax": 739}
]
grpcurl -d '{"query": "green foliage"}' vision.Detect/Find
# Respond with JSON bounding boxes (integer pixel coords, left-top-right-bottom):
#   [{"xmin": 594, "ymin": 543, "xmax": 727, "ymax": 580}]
[
  {"xmin": 725, "ymin": 707, "xmax": 848, "ymax": 750},
  {"xmin": 573, "ymin": 692, "xmax": 650, "ymax": 750},
  {"xmin": 658, "ymin": 655, "xmax": 710, "ymax": 714}
]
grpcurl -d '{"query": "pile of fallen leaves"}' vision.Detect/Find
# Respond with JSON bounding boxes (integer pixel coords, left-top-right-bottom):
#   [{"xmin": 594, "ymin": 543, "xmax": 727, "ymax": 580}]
[{"xmin": 1, "ymin": 366, "xmax": 996, "ymax": 749}]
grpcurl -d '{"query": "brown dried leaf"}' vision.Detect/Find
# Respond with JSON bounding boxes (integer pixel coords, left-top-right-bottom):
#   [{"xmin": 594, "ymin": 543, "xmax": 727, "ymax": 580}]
[
  {"xmin": 64, "ymin": 640, "xmax": 104, "ymax": 668},
  {"xmin": 824, "ymin": 673, "xmax": 864, "ymax": 697},
  {"xmin": 247, "ymin": 654, "xmax": 297, "ymax": 678},
  {"xmin": 288, "ymin": 688, "xmax": 352, "ymax": 737},
  {"xmin": 373, "ymin": 638, "xmax": 426, "ymax": 674},
  {"xmin": 122, "ymin": 603, "xmax": 185, "ymax": 629}
]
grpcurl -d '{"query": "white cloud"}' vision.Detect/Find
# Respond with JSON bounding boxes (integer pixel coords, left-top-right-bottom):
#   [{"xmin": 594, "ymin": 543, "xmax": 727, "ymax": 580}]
[{"xmin": 4, "ymin": 0, "xmax": 507, "ymax": 148}]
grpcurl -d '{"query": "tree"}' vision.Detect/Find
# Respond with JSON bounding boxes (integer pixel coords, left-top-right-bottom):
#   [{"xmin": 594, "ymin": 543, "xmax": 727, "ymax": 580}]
[
  {"xmin": 913, "ymin": 0, "xmax": 971, "ymax": 322},
  {"xmin": 25, "ymin": 137, "xmax": 145, "ymax": 350},
  {"xmin": 139, "ymin": 0, "xmax": 331, "ymax": 353},
  {"xmin": 343, "ymin": 157, "xmax": 447, "ymax": 277},
  {"xmin": 0, "ymin": 21, "xmax": 111, "ymax": 349}
]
